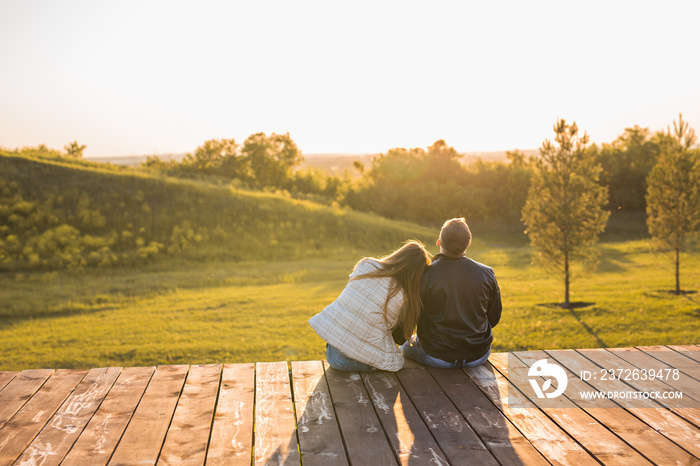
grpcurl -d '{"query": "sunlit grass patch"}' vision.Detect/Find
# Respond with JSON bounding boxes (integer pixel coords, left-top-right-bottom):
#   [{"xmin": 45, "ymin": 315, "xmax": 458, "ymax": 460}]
[
  {"xmin": 0, "ymin": 270, "xmax": 347, "ymax": 370},
  {"xmin": 1, "ymin": 239, "xmax": 698, "ymax": 370}
]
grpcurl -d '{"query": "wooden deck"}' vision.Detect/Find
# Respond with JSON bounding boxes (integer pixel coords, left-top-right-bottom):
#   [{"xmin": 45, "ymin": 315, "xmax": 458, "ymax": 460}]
[{"xmin": 0, "ymin": 345, "xmax": 699, "ymax": 465}]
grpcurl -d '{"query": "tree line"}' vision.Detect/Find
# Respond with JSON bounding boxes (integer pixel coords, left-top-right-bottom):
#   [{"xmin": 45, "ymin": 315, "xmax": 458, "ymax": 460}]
[
  {"xmin": 2, "ymin": 116, "xmax": 698, "ymax": 302},
  {"xmin": 138, "ymin": 123, "xmax": 689, "ymax": 226},
  {"xmin": 140, "ymin": 119, "xmax": 698, "ymax": 302}
]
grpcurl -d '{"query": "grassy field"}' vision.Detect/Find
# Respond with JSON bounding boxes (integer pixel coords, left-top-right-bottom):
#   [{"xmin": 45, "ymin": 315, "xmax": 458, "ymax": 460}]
[
  {"xmin": 1, "ymin": 237, "xmax": 698, "ymax": 370},
  {"xmin": 1, "ymin": 152, "xmax": 698, "ymax": 370}
]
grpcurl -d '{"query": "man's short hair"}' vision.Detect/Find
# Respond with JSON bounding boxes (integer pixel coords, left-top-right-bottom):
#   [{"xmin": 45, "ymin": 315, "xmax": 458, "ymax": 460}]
[{"xmin": 439, "ymin": 218, "xmax": 471, "ymax": 256}]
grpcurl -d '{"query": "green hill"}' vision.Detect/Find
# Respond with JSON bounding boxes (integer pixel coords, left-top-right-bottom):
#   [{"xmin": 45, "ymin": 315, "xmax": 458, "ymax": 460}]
[{"xmin": 0, "ymin": 152, "xmax": 434, "ymax": 273}]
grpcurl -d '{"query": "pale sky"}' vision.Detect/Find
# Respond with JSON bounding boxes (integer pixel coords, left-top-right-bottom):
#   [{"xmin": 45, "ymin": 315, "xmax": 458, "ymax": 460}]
[{"xmin": 1, "ymin": 0, "xmax": 698, "ymax": 158}]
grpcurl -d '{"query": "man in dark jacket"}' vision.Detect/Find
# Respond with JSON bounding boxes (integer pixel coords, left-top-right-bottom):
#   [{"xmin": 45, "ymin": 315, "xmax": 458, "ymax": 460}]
[{"xmin": 401, "ymin": 217, "xmax": 502, "ymax": 367}]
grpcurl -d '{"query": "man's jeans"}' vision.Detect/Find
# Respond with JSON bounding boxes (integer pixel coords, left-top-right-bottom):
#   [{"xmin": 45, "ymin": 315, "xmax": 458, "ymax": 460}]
[
  {"xmin": 400, "ymin": 335, "xmax": 490, "ymax": 368},
  {"xmin": 325, "ymin": 344, "xmax": 378, "ymax": 372}
]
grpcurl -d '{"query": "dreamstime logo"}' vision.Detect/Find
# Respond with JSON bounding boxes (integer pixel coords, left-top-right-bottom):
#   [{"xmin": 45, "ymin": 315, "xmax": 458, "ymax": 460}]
[{"xmin": 528, "ymin": 359, "xmax": 568, "ymax": 398}]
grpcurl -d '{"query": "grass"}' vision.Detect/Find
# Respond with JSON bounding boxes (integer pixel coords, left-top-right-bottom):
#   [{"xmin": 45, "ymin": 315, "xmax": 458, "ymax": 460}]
[
  {"xmin": 0, "ymin": 257, "xmax": 357, "ymax": 369},
  {"xmin": 1, "ymin": 238, "xmax": 698, "ymax": 370},
  {"xmin": 1, "ymin": 152, "xmax": 698, "ymax": 370},
  {"xmin": 483, "ymin": 239, "xmax": 700, "ymax": 350}
]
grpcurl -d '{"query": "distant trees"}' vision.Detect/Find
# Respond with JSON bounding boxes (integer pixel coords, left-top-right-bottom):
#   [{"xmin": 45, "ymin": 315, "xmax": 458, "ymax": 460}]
[
  {"xmin": 522, "ymin": 119, "xmax": 610, "ymax": 308},
  {"xmin": 8, "ymin": 144, "xmax": 63, "ymax": 159},
  {"xmin": 242, "ymin": 132, "xmax": 302, "ymax": 187},
  {"xmin": 597, "ymin": 126, "xmax": 660, "ymax": 211},
  {"xmin": 348, "ymin": 144, "xmax": 445, "ymax": 222},
  {"xmin": 646, "ymin": 114, "xmax": 700, "ymax": 294},
  {"xmin": 0, "ymin": 142, "xmax": 87, "ymax": 160},
  {"xmin": 344, "ymin": 140, "xmax": 531, "ymax": 227},
  {"xmin": 179, "ymin": 138, "xmax": 245, "ymax": 178},
  {"xmin": 143, "ymin": 135, "xmax": 537, "ymax": 227},
  {"xmin": 64, "ymin": 141, "xmax": 86, "ymax": 159},
  {"xmin": 135, "ymin": 118, "xmax": 698, "ymax": 306},
  {"xmin": 144, "ymin": 132, "xmax": 304, "ymax": 189},
  {"xmin": 5, "ymin": 114, "xmax": 700, "ymax": 283}
]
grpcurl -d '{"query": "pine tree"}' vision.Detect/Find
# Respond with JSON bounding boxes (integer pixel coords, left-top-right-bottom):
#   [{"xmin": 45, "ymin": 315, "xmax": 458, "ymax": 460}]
[
  {"xmin": 646, "ymin": 114, "xmax": 700, "ymax": 294},
  {"xmin": 522, "ymin": 119, "xmax": 610, "ymax": 307}
]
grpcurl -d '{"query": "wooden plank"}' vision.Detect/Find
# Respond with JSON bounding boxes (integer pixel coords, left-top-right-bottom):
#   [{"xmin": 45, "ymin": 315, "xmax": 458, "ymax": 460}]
[
  {"xmin": 206, "ymin": 363, "xmax": 255, "ymax": 466},
  {"xmin": 582, "ymin": 349, "xmax": 700, "ymax": 427},
  {"xmin": 362, "ymin": 370, "xmax": 450, "ymax": 465},
  {"xmin": 639, "ymin": 346, "xmax": 700, "ymax": 382},
  {"xmin": 0, "ymin": 369, "xmax": 87, "ymax": 465},
  {"xmin": 577, "ymin": 350, "xmax": 700, "ymax": 458},
  {"xmin": 545, "ymin": 349, "xmax": 698, "ymax": 465},
  {"xmin": 0, "ymin": 372, "xmax": 18, "ymax": 392},
  {"xmin": 108, "ymin": 364, "xmax": 189, "ymax": 465},
  {"xmin": 609, "ymin": 347, "xmax": 700, "ymax": 403},
  {"xmin": 0, "ymin": 369, "xmax": 54, "ymax": 430},
  {"xmin": 14, "ymin": 367, "xmax": 122, "ymax": 466},
  {"xmin": 254, "ymin": 361, "xmax": 299, "ymax": 466},
  {"xmin": 552, "ymin": 349, "xmax": 700, "ymax": 461},
  {"xmin": 61, "ymin": 366, "xmax": 155, "ymax": 466},
  {"xmin": 159, "ymin": 364, "xmax": 222, "ymax": 465},
  {"xmin": 512, "ymin": 352, "xmax": 653, "ymax": 466},
  {"xmin": 291, "ymin": 360, "xmax": 348, "ymax": 466},
  {"xmin": 464, "ymin": 357, "xmax": 599, "ymax": 466},
  {"xmin": 394, "ymin": 362, "xmax": 497, "ymax": 465},
  {"xmin": 0, "ymin": 348, "xmax": 696, "ymax": 466},
  {"xmin": 668, "ymin": 345, "xmax": 700, "ymax": 363},
  {"xmin": 322, "ymin": 363, "xmax": 397, "ymax": 465},
  {"xmin": 426, "ymin": 366, "xmax": 549, "ymax": 466}
]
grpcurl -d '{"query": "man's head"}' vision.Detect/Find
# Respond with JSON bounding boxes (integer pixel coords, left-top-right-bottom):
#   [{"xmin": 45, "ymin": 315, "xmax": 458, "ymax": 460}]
[{"xmin": 438, "ymin": 217, "xmax": 471, "ymax": 257}]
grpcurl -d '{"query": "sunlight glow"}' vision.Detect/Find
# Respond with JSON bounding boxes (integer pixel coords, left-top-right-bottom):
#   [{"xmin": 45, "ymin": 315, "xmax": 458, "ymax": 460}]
[{"xmin": 0, "ymin": 0, "xmax": 698, "ymax": 157}]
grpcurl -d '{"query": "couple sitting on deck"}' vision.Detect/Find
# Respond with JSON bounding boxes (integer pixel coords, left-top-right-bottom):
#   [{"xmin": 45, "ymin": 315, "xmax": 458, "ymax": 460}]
[{"xmin": 309, "ymin": 217, "xmax": 502, "ymax": 372}]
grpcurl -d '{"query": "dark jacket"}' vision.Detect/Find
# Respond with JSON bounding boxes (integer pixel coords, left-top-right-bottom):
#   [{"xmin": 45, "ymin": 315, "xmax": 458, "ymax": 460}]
[{"xmin": 417, "ymin": 254, "xmax": 502, "ymax": 363}]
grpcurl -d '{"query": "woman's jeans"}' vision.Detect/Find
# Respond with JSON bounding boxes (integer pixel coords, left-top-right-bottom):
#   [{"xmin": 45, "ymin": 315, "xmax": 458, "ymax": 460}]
[
  {"xmin": 400, "ymin": 335, "xmax": 490, "ymax": 368},
  {"xmin": 325, "ymin": 344, "xmax": 378, "ymax": 372}
]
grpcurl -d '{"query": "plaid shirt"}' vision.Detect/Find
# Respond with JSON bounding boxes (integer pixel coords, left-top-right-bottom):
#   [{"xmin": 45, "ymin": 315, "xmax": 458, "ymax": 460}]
[{"xmin": 308, "ymin": 258, "xmax": 405, "ymax": 371}]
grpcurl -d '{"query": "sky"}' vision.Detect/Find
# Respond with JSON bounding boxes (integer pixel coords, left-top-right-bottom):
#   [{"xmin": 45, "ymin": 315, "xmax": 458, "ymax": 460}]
[{"xmin": 1, "ymin": 0, "xmax": 699, "ymax": 158}]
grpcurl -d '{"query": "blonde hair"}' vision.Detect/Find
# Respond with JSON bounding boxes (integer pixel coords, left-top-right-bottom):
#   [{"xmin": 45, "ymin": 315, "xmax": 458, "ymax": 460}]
[
  {"xmin": 351, "ymin": 240, "xmax": 431, "ymax": 341},
  {"xmin": 439, "ymin": 218, "xmax": 471, "ymax": 257}
]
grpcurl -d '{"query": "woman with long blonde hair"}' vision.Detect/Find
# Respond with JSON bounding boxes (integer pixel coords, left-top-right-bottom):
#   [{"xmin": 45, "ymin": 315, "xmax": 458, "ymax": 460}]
[{"xmin": 308, "ymin": 240, "xmax": 431, "ymax": 371}]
